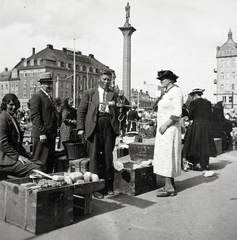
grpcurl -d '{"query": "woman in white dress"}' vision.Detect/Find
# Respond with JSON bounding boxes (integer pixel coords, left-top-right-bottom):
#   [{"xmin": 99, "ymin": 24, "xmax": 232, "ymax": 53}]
[{"xmin": 153, "ymin": 70, "xmax": 183, "ymax": 197}]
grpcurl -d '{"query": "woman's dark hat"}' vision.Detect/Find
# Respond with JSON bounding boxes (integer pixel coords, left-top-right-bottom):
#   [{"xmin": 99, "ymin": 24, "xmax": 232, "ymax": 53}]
[
  {"xmin": 189, "ymin": 88, "xmax": 205, "ymax": 95},
  {"xmin": 156, "ymin": 70, "xmax": 179, "ymax": 82},
  {"xmin": 2, "ymin": 93, "xmax": 18, "ymax": 103},
  {"xmin": 38, "ymin": 72, "xmax": 53, "ymax": 82}
]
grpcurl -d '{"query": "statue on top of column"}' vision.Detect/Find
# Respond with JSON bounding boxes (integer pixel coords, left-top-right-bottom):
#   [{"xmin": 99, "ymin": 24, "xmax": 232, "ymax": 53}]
[{"xmin": 125, "ymin": 2, "xmax": 131, "ymax": 26}]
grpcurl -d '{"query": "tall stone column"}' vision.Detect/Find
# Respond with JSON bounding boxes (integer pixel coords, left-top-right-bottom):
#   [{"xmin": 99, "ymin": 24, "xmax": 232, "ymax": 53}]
[{"xmin": 119, "ymin": 3, "xmax": 136, "ymax": 102}]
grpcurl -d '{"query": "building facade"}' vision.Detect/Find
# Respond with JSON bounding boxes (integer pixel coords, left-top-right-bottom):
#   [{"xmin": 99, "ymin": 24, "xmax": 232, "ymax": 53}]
[
  {"xmin": 0, "ymin": 44, "xmax": 115, "ymax": 109},
  {"xmin": 214, "ymin": 29, "xmax": 237, "ymax": 108}
]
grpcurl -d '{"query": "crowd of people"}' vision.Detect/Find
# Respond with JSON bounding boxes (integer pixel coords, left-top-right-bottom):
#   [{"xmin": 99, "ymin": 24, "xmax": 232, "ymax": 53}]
[{"xmin": 0, "ymin": 70, "xmax": 236, "ymax": 198}]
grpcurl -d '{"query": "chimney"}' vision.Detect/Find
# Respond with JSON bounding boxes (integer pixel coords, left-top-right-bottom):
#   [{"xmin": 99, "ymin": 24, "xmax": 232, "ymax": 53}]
[
  {"xmin": 62, "ymin": 48, "xmax": 67, "ymax": 52},
  {"xmin": 5, "ymin": 68, "xmax": 8, "ymax": 71},
  {"xmin": 32, "ymin": 48, "xmax": 35, "ymax": 55},
  {"xmin": 89, "ymin": 54, "xmax": 94, "ymax": 58},
  {"xmin": 21, "ymin": 58, "xmax": 25, "ymax": 62},
  {"xmin": 47, "ymin": 44, "xmax": 53, "ymax": 49}
]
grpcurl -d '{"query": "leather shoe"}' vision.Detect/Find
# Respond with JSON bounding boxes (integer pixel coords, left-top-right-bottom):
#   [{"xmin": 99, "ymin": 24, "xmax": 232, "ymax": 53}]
[
  {"xmin": 93, "ymin": 192, "xmax": 104, "ymax": 199},
  {"xmin": 107, "ymin": 190, "xmax": 114, "ymax": 195},
  {"xmin": 156, "ymin": 191, "xmax": 176, "ymax": 197}
]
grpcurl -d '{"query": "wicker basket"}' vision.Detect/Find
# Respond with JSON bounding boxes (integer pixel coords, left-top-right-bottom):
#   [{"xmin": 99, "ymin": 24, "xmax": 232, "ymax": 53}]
[{"xmin": 62, "ymin": 140, "xmax": 87, "ymax": 160}]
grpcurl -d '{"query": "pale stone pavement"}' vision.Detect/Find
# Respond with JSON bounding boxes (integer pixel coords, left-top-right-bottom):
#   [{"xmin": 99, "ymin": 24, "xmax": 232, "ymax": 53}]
[{"xmin": 1, "ymin": 149, "xmax": 237, "ymax": 240}]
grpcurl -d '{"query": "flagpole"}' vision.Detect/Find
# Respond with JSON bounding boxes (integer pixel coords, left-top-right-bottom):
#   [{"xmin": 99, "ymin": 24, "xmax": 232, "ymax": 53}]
[{"xmin": 73, "ymin": 38, "xmax": 76, "ymax": 108}]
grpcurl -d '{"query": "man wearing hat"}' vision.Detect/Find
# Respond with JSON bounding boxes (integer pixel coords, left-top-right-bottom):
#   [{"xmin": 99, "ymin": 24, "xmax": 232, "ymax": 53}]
[
  {"xmin": 77, "ymin": 70, "xmax": 120, "ymax": 198},
  {"xmin": 182, "ymin": 88, "xmax": 217, "ymax": 171},
  {"xmin": 30, "ymin": 72, "xmax": 58, "ymax": 173}
]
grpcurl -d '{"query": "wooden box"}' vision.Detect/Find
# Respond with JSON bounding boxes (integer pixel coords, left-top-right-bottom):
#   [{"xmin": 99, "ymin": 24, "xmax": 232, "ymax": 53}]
[
  {"xmin": 117, "ymin": 146, "xmax": 129, "ymax": 158},
  {"xmin": 0, "ymin": 178, "xmax": 74, "ymax": 234},
  {"xmin": 214, "ymin": 138, "xmax": 222, "ymax": 155},
  {"xmin": 128, "ymin": 142, "xmax": 155, "ymax": 161},
  {"xmin": 69, "ymin": 158, "xmax": 90, "ymax": 173},
  {"xmin": 113, "ymin": 165, "xmax": 157, "ymax": 196}
]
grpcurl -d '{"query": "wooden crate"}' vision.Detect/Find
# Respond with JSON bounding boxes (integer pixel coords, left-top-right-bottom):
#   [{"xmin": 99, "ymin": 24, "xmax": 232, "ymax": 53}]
[
  {"xmin": 128, "ymin": 142, "xmax": 154, "ymax": 161},
  {"xmin": 69, "ymin": 158, "xmax": 90, "ymax": 173},
  {"xmin": 214, "ymin": 138, "xmax": 222, "ymax": 155},
  {"xmin": 0, "ymin": 178, "xmax": 74, "ymax": 234},
  {"xmin": 113, "ymin": 164, "xmax": 157, "ymax": 196}
]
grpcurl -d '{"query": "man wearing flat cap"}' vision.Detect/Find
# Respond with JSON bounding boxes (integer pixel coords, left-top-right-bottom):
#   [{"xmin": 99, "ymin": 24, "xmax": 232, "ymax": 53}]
[
  {"xmin": 77, "ymin": 70, "xmax": 120, "ymax": 199},
  {"xmin": 30, "ymin": 72, "xmax": 58, "ymax": 173}
]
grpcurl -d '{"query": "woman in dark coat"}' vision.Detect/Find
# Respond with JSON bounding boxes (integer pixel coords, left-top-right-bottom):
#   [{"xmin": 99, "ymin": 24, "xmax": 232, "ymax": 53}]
[
  {"xmin": 0, "ymin": 94, "xmax": 41, "ymax": 179},
  {"xmin": 182, "ymin": 88, "xmax": 217, "ymax": 171},
  {"xmin": 60, "ymin": 97, "xmax": 77, "ymax": 147}
]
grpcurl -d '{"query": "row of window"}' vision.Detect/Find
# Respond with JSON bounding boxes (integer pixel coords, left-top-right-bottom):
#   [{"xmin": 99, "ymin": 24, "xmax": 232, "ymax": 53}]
[
  {"xmin": 220, "ymin": 84, "xmax": 235, "ymax": 92},
  {"xmin": 219, "ymin": 58, "xmax": 235, "ymax": 68},
  {"xmin": 23, "ymin": 58, "xmax": 99, "ymax": 74},
  {"xmin": 223, "ymin": 96, "xmax": 234, "ymax": 103},
  {"xmin": 220, "ymin": 72, "xmax": 235, "ymax": 79}
]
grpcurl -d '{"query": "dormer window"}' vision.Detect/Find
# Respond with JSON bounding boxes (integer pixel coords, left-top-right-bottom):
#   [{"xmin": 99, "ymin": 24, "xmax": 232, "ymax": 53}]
[
  {"xmin": 30, "ymin": 59, "xmax": 34, "ymax": 66},
  {"xmin": 23, "ymin": 60, "xmax": 27, "ymax": 67},
  {"xmin": 37, "ymin": 58, "xmax": 42, "ymax": 65}
]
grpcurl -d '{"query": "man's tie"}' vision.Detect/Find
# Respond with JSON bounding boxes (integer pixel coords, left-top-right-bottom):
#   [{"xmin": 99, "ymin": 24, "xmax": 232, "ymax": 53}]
[{"xmin": 101, "ymin": 90, "xmax": 107, "ymax": 112}]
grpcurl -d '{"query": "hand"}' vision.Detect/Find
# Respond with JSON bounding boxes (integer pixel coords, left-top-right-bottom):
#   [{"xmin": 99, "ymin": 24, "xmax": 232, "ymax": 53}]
[
  {"xmin": 108, "ymin": 101, "xmax": 115, "ymax": 106},
  {"xmin": 78, "ymin": 130, "xmax": 84, "ymax": 136},
  {"xmin": 18, "ymin": 155, "xmax": 31, "ymax": 165},
  {"xmin": 40, "ymin": 134, "xmax": 47, "ymax": 143},
  {"xmin": 159, "ymin": 124, "xmax": 168, "ymax": 135}
]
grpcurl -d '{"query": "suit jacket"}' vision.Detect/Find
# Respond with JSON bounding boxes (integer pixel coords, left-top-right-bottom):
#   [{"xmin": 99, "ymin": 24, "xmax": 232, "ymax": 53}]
[
  {"xmin": 30, "ymin": 89, "xmax": 58, "ymax": 139},
  {"xmin": 77, "ymin": 87, "xmax": 120, "ymax": 138},
  {"xmin": 0, "ymin": 111, "xmax": 30, "ymax": 166}
]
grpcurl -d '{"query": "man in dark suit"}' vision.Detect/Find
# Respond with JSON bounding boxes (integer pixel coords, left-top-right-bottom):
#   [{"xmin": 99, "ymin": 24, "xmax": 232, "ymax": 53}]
[
  {"xmin": 30, "ymin": 72, "xmax": 58, "ymax": 173},
  {"xmin": 0, "ymin": 93, "xmax": 41, "ymax": 179},
  {"xmin": 77, "ymin": 70, "xmax": 120, "ymax": 198}
]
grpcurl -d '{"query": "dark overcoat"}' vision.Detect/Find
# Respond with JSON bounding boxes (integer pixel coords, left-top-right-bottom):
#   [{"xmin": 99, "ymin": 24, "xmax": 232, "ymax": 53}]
[
  {"xmin": 183, "ymin": 98, "xmax": 217, "ymax": 157},
  {"xmin": 77, "ymin": 87, "xmax": 120, "ymax": 138}
]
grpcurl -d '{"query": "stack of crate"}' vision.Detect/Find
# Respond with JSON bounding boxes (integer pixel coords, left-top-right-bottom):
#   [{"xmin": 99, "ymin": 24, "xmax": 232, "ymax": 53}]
[{"xmin": 113, "ymin": 139, "xmax": 157, "ymax": 196}]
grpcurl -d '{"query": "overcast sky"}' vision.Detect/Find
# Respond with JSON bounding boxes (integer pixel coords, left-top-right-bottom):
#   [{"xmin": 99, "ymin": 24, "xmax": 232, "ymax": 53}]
[{"xmin": 0, "ymin": 0, "xmax": 237, "ymax": 102}]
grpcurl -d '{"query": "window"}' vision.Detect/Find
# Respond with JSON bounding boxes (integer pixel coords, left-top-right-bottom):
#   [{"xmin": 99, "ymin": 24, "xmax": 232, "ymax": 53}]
[
  {"xmin": 15, "ymin": 83, "xmax": 18, "ymax": 89},
  {"xmin": 23, "ymin": 60, "xmax": 27, "ymax": 67},
  {"xmin": 30, "ymin": 79, "xmax": 34, "ymax": 88},
  {"xmin": 61, "ymin": 82, "xmax": 64, "ymax": 88},
  {"xmin": 226, "ymin": 72, "xmax": 230, "ymax": 79},
  {"xmin": 232, "ymin": 72, "xmax": 235, "ymax": 79},
  {"xmin": 11, "ymin": 83, "xmax": 14, "ymax": 89},
  {"xmin": 57, "ymin": 61, "xmax": 61, "ymax": 67},
  {"xmin": 24, "ymin": 80, "xmax": 27, "ymax": 88},
  {"xmin": 221, "ymin": 72, "xmax": 224, "ymax": 79},
  {"xmin": 222, "ymin": 96, "xmax": 226, "ymax": 102},
  {"xmin": 226, "ymin": 60, "xmax": 230, "ymax": 68},
  {"xmin": 31, "ymin": 71, "xmax": 34, "ymax": 77},
  {"xmin": 37, "ymin": 58, "xmax": 42, "ymax": 65},
  {"xmin": 1, "ymin": 84, "xmax": 3, "ymax": 90},
  {"xmin": 76, "ymin": 65, "xmax": 79, "ymax": 70},
  {"xmin": 66, "ymin": 83, "xmax": 69, "ymax": 89},
  {"xmin": 30, "ymin": 59, "xmax": 34, "ymax": 66},
  {"xmin": 229, "ymin": 96, "xmax": 233, "ymax": 103},
  {"xmin": 23, "ymin": 90, "xmax": 27, "ymax": 98},
  {"xmin": 61, "ymin": 62, "xmax": 64, "ymax": 67},
  {"xmin": 5, "ymin": 84, "xmax": 8, "ymax": 90},
  {"xmin": 79, "ymin": 84, "xmax": 82, "ymax": 90},
  {"xmin": 23, "ymin": 72, "xmax": 27, "ymax": 77},
  {"xmin": 83, "ymin": 66, "xmax": 86, "ymax": 71},
  {"xmin": 60, "ymin": 92, "xmax": 64, "ymax": 98},
  {"xmin": 220, "ymin": 84, "xmax": 224, "ymax": 91},
  {"xmin": 89, "ymin": 67, "xmax": 93, "ymax": 72}
]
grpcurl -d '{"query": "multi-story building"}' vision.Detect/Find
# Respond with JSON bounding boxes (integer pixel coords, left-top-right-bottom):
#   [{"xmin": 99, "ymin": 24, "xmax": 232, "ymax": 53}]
[
  {"xmin": 214, "ymin": 29, "xmax": 237, "ymax": 108},
  {"xmin": 0, "ymin": 44, "xmax": 115, "ymax": 109}
]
